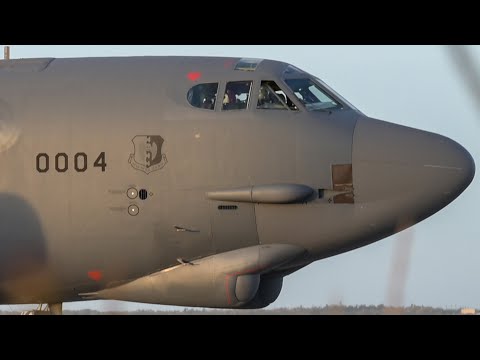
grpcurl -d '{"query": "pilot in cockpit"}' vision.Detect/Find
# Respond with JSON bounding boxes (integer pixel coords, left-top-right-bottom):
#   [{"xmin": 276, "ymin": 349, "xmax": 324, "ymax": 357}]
[
  {"xmin": 223, "ymin": 89, "xmax": 237, "ymax": 109},
  {"xmin": 258, "ymin": 83, "xmax": 286, "ymax": 110},
  {"xmin": 258, "ymin": 86, "xmax": 269, "ymax": 106},
  {"xmin": 201, "ymin": 93, "xmax": 215, "ymax": 110}
]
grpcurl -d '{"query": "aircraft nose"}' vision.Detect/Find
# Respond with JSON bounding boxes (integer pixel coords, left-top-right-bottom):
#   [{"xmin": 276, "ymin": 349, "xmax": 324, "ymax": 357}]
[{"xmin": 353, "ymin": 117, "xmax": 475, "ymax": 221}]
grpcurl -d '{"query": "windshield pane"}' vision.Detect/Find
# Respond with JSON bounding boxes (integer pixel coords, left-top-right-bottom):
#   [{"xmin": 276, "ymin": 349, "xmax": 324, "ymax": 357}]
[
  {"xmin": 223, "ymin": 81, "xmax": 252, "ymax": 111},
  {"xmin": 235, "ymin": 58, "xmax": 263, "ymax": 72},
  {"xmin": 284, "ymin": 79, "xmax": 342, "ymax": 111},
  {"xmin": 187, "ymin": 83, "xmax": 218, "ymax": 110},
  {"xmin": 258, "ymin": 81, "xmax": 288, "ymax": 110}
]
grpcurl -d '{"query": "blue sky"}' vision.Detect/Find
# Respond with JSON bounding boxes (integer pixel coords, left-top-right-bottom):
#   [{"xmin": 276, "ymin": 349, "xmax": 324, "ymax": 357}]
[{"xmin": 1, "ymin": 45, "xmax": 479, "ymax": 313}]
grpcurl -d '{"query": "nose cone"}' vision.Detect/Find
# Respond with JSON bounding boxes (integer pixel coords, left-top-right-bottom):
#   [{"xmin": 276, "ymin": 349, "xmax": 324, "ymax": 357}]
[{"xmin": 353, "ymin": 117, "xmax": 475, "ymax": 223}]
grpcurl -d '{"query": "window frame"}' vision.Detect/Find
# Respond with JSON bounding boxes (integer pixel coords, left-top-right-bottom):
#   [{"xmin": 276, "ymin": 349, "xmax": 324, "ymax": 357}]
[
  {"xmin": 186, "ymin": 82, "xmax": 219, "ymax": 111},
  {"xmin": 257, "ymin": 80, "xmax": 297, "ymax": 111},
  {"xmin": 222, "ymin": 80, "xmax": 254, "ymax": 112},
  {"xmin": 282, "ymin": 77, "xmax": 347, "ymax": 112}
]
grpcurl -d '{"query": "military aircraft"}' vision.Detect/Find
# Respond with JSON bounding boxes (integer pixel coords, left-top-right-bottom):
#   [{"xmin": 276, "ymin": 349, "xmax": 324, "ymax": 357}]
[{"xmin": 0, "ymin": 54, "xmax": 475, "ymax": 315}]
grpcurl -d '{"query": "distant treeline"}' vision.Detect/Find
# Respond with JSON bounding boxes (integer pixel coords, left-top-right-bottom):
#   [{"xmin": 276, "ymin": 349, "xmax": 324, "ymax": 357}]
[{"xmin": 0, "ymin": 305, "xmax": 468, "ymax": 315}]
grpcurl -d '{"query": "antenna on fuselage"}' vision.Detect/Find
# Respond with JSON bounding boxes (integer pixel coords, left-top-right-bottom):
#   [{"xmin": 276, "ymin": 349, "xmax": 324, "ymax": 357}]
[{"xmin": 3, "ymin": 46, "xmax": 10, "ymax": 60}]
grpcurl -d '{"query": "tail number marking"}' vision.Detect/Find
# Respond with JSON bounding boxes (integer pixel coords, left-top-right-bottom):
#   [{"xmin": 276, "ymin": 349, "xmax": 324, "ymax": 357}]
[{"xmin": 36, "ymin": 152, "xmax": 107, "ymax": 173}]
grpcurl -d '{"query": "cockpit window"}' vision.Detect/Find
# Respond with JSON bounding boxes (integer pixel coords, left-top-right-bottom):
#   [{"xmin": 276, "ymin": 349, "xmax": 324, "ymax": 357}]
[
  {"xmin": 257, "ymin": 81, "xmax": 297, "ymax": 111},
  {"xmin": 187, "ymin": 83, "xmax": 218, "ymax": 110},
  {"xmin": 235, "ymin": 58, "xmax": 263, "ymax": 72},
  {"xmin": 284, "ymin": 79, "xmax": 342, "ymax": 112},
  {"xmin": 223, "ymin": 81, "xmax": 252, "ymax": 111},
  {"xmin": 283, "ymin": 64, "xmax": 308, "ymax": 77}
]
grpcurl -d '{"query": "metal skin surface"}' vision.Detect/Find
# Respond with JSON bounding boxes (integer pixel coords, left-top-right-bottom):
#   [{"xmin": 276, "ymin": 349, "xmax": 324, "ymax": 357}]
[{"xmin": 0, "ymin": 56, "xmax": 474, "ymax": 308}]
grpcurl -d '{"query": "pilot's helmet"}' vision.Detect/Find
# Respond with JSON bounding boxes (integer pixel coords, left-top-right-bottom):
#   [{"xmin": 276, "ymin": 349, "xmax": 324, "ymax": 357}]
[{"xmin": 259, "ymin": 86, "xmax": 268, "ymax": 100}]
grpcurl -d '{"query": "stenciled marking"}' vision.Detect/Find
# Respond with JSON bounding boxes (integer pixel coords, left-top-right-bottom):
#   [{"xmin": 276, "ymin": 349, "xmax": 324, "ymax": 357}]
[
  {"xmin": 36, "ymin": 152, "xmax": 107, "ymax": 173},
  {"xmin": 108, "ymin": 207, "xmax": 127, "ymax": 212}
]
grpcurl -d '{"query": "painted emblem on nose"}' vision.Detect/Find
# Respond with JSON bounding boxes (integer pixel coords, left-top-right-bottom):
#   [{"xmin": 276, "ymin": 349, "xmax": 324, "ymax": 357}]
[{"xmin": 129, "ymin": 135, "xmax": 168, "ymax": 174}]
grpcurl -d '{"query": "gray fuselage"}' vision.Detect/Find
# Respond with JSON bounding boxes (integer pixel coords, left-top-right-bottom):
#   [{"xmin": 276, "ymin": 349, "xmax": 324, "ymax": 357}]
[{"xmin": 0, "ymin": 56, "xmax": 474, "ymax": 306}]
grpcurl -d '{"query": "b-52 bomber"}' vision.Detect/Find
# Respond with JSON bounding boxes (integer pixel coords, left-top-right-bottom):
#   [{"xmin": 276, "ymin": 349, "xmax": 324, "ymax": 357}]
[{"xmin": 0, "ymin": 55, "xmax": 474, "ymax": 314}]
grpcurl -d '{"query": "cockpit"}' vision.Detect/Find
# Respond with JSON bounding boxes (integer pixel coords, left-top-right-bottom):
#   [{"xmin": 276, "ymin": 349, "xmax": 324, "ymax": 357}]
[
  {"xmin": 283, "ymin": 78, "xmax": 341, "ymax": 111},
  {"xmin": 186, "ymin": 58, "xmax": 350, "ymax": 113}
]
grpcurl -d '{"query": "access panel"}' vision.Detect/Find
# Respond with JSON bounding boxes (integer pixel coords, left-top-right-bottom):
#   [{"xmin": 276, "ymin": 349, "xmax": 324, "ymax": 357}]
[{"xmin": 211, "ymin": 202, "xmax": 259, "ymax": 253}]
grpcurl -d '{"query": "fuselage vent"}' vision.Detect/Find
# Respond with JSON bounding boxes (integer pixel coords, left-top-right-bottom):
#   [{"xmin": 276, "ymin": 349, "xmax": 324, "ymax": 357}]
[{"xmin": 218, "ymin": 205, "xmax": 238, "ymax": 211}]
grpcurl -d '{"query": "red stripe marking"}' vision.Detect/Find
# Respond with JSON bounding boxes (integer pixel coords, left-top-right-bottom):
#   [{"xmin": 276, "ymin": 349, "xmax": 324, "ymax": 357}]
[
  {"xmin": 187, "ymin": 72, "xmax": 202, "ymax": 82},
  {"xmin": 88, "ymin": 270, "xmax": 103, "ymax": 282}
]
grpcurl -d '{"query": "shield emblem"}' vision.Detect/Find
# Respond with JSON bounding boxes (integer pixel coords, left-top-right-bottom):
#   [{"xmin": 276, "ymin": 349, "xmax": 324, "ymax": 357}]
[{"xmin": 129, "ymin": 135, "xmax": 168, "ymax": 174}]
